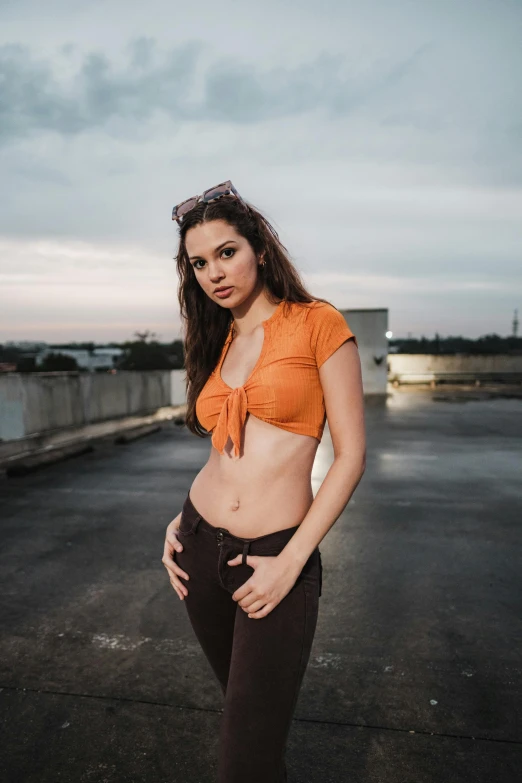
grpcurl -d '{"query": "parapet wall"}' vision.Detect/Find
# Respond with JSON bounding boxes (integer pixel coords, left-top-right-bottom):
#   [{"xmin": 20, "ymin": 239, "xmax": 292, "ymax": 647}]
[
  {"xmin": 388, "ymin": 354, "xmax": 522, "ymax": 384},
  {"xmin": 0, "ymin": 370, "xmax": 177, "ymax": 442}
]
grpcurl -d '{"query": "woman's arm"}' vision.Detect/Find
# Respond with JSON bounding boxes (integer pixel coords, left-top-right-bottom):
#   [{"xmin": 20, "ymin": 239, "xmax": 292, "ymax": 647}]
[{"xmin": 278, "ymin": 338, "xmax": 366, "ymax": 571}]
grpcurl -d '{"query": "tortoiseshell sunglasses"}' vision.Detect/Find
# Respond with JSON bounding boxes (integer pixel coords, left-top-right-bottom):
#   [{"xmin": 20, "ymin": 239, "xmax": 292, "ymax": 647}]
[{"xmin": 171, "ymin": 180, "xmax": 243, "ymax": 223}]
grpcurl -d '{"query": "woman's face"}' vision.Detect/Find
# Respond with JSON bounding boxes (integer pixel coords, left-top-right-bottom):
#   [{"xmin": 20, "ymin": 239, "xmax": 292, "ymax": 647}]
[{"xmin": 185, "ymin": 220, "xmax": 264, "ymax": 309}]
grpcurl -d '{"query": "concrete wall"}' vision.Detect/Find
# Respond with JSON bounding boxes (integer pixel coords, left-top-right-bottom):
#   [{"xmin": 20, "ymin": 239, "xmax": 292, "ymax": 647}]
[
  {"xmin": 170, "ymin": 369, "xmax": 187, "ymax": 406},
  {"xmin": 388, "ymin": 354, "xmax": 522, "ymax": 383},
  {"xmin": 0, "ymin": 371, "xmax": 173, "ymax": 442},
  {"xmin": 341, "ymin": 308, "xmax": 389, "ymax": 395}
]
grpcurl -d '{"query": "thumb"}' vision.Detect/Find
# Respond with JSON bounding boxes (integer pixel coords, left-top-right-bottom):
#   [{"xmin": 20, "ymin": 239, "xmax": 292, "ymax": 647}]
[{"xmin": 228, "ymin": 554, "xmax": 258, "ymax": 568}]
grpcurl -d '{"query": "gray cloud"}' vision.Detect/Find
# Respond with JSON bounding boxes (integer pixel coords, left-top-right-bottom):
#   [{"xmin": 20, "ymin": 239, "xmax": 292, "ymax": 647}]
[
  {"xmin": 0, "ymin": 38, "xmax": 428, "ymax": 143},
  {"xmin": 0, "ymin": 39, "xmax": 198, "ymax": 140}
]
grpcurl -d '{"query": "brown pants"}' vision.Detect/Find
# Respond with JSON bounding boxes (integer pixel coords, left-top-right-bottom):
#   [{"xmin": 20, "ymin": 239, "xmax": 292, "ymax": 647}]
[{"xmin": 174, "ymin": 490, "xmax": 322, "ymax": 782}]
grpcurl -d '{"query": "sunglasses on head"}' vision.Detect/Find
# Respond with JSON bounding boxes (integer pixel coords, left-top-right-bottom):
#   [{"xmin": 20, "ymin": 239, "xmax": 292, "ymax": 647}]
[{"xmin": 172, "ymin": 180, "xmax": 243, "ymax": 223}]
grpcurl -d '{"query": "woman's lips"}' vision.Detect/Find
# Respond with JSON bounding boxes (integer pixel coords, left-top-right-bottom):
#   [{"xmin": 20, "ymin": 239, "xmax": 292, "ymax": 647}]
[{"xmin": 215, "ymin": 286, "xmax": 234, "ymax": 299}]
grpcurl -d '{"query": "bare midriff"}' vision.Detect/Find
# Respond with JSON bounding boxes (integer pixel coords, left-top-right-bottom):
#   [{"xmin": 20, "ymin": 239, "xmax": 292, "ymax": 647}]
[{"xmin": 189, "ymin": 412, "xmax": 319, "ymax": 537}]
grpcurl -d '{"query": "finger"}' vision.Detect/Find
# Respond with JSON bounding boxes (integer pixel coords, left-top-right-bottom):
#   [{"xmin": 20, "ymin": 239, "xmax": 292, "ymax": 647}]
[
  {"xmin": 165, "ymin": 534, "xmax": 183, "ymax": 553},
  {"xmin": 241, "ymin": 598, "xmax": 265, "ymax": 613},
  {"xmin": 238, "ymin": 592, "xmax": 262, "ymax": 610},
  {"xmin": 167, "ymin": 533, "xmax": 183, "ymax": 551},
  {"xmin": 162, "ymin": 557, "xmax": 190, "ymax": 583},
  {"xmin": 169, "ymin": 576, "xmax": 183, "ymax": 599},
  {"xmin": 228, "ymin": 554, "xmax": 258, "ymax": 567},
  {"xmin": 168, "ymin": 572, "xmax": 188, "ymax": 597},
  {"xmin": 163, "ymin": 540, "xmax": 184, "ymax": 567},
  {"xmin": 168, "ymin": 572, "xmax": 188, "ymax": 600},
  {"xmin": 248, "ymin": 603, "xmax": 273, "ymax": 619},
  {"xmin": 162, "ymin": 553, "xmax": 190, "ymax": 582},
  {"xmin": 172, "ymin": 562, "xmax": 191, "ymax": 582},
  {"xmin": 233, "ymin": 583, "xmax": 255, "ymax": 603}
]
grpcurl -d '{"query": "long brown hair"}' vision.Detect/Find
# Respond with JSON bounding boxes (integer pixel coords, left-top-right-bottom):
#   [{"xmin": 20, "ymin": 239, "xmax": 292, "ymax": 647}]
[{"xmin": 175, "ymin": 193, "xmax": 329, "ymax": 438}]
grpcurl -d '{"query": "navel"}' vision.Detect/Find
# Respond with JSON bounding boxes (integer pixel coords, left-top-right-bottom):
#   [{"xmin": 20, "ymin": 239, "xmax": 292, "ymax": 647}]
[{"xmin": 231, "ymin": 498, "xmax": 240, "ymax": 512}]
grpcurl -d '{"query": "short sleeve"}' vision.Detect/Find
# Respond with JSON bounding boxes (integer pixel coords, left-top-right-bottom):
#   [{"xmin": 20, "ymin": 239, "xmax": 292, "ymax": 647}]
[{"xmin": 309, "ymin": 302, "xmax": 358, "ymax": 368}]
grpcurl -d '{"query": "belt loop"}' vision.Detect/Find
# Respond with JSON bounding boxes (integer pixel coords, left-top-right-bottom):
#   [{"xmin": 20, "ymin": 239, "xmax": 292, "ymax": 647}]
[
  {"xmin": 242, "ymin": 541, "xmax": 250, "ymax": 565},
  {"xmin": 193, "ymin": 515, "xmax": 201, "ymax": 533}
]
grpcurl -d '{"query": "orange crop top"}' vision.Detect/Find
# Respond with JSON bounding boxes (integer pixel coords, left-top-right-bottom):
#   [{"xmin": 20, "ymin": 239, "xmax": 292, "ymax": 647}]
[{"xmin": 196, "ymin": 300, "xmax": 358, "ymax": 459}]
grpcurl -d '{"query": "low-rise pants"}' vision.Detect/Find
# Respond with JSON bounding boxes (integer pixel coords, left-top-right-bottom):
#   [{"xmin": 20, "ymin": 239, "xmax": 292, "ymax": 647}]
[{"xmin": 174, "ymin": 490, "xmax": 322, "ymax": 783}]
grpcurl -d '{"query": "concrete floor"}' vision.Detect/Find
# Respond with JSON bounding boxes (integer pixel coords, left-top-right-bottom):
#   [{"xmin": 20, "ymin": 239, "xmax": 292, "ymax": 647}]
[{"xmin": 1, "ymin": 388, "xmax": 521, "ymax": 782}]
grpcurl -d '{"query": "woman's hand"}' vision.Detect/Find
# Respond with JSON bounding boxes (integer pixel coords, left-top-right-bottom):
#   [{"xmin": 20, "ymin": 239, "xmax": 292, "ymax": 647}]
[
  {"xmin": 162, "ymin": 513, "xmax": 190, "ymax": 601},
  {"xmin": 228, "ymin": 553, "xmax": 301, "ymax": 619}
]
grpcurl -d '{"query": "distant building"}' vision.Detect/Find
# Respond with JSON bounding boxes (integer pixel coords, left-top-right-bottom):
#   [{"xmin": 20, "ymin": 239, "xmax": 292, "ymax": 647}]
[
  {"xmin": 339, "ymin": 308, "xmax": 389, "ymax": 396},
  {"xmin": 35, "ymin": 346, "xmax": 124, "ymax": 371}
]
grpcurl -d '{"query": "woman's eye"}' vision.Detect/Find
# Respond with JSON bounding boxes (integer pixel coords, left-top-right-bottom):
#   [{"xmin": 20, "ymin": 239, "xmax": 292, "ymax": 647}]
[{"xmin": 192, "ymin": 247, "xmax": 234, "ymax": 270}]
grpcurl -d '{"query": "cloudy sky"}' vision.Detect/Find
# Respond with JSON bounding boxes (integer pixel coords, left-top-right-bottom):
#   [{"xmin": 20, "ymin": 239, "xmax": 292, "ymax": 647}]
[{"xmin": 1, "ymin": 0, "xmax": 521, "ymax": 343}]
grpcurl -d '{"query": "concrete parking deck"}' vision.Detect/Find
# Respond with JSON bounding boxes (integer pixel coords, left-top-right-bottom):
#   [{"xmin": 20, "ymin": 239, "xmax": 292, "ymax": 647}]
[{"xmin": 1, "ymin": 388, "xmax": 521, "ymax": 782}]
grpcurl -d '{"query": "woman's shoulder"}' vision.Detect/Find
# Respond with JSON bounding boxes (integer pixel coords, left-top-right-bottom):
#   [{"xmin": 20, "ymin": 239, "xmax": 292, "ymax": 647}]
[
  {"xmin": 295, "ymin": 299, "xmax": 342, "ymax": 323},
  {"xmin": 278, "ymin": 298, "xmax": 341, "ymax": 328},
  {"xmin": 301, "ymin": 300, "xmax": 358, "ymax": 360},
  {"xmin": 271, "ymin": 299, "xmax": 357, "ymax": 364}
]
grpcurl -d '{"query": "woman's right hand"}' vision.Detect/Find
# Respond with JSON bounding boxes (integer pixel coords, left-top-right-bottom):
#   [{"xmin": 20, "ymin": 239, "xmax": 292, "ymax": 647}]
[{"xmin": 162, "ymin": 512, "xmax": 190, "ymax": 601}]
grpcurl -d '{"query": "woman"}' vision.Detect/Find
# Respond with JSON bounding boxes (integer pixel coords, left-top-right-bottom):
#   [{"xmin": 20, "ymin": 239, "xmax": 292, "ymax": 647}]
[{"xmin": 162, "ymin": 181, "xmax": 366, "ymax": 782}]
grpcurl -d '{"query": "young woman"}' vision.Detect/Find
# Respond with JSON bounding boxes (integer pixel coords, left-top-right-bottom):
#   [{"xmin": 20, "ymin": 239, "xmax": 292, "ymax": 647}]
[{"xmin": 162, "ymin": 181, "xmax": 366, "ymax": 782}]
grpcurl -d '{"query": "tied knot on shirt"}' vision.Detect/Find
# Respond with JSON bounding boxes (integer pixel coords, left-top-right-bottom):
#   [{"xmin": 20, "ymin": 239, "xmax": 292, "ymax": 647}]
[{"xmin": 212, "ymin": 385, "xmax": 248, "ymax": 460}]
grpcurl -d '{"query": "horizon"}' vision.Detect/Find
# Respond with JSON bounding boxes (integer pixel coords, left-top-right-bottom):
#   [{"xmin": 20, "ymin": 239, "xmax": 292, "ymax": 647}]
[{"xmin": 3, "ymin": 328, "xmax": 519, "ymax": 347}]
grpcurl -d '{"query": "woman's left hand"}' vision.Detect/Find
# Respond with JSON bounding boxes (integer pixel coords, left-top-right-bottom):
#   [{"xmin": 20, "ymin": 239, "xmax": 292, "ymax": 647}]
[{"xmin": 228, "ymin": 553, "xmax": 300, "ymax": 619}]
